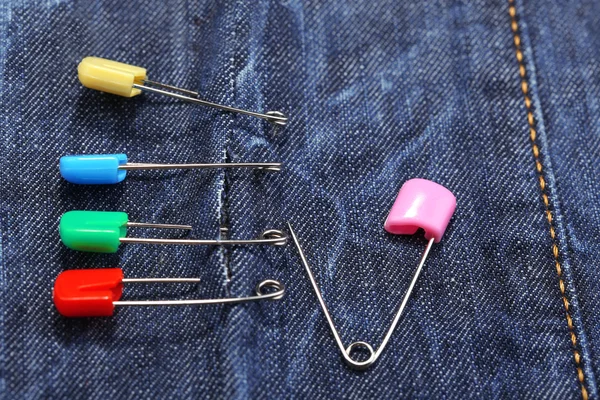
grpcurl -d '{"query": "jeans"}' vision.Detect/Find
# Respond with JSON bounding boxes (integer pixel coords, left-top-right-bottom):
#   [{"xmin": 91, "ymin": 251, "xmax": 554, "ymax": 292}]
[{"xmin": 1, "ymin": 0, "xmax": 599, "ymax": 398}]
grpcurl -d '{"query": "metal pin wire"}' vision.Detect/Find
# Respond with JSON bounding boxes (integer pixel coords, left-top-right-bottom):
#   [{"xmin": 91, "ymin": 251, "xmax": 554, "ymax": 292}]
[
  {"xmin": 120, "ymin": 229, "xmax": 287, "ymax": 247},
  {"xmin": 121, "ymin": 278, "xmax": 201, "ymax": 283},
  {"xmin": 125, "ymin": 222, "xmax": 193, "ymax": 230},
  {"xmin": 287, "ymin": 222, "xmax": 434, "ymax": 370},
  {"xmin": 132, "ymin": 80, "xmax": 288, "ymax": 126},
  {"xmin": 119, "ymin": 162, "xmax": 282, "ymax": 173},
  {"xmin": 113, "ymin": 279, "xmax": 284, "ymax": 306}
]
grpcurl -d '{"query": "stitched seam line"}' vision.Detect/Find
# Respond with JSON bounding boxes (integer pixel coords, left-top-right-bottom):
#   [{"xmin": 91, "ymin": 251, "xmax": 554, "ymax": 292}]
[
  {"xmin": 507, "ymin": 2, "xmax": 587, "ymax": 399},
  {"xmin": 222, "ymin": 1, "xmax": 242, "ymax": 290}
]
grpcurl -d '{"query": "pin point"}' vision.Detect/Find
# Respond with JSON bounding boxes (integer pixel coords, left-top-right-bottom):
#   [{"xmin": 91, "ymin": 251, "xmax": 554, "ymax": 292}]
[
  {"xmin": 59, "ymin": 211, "xmax": 287, "ymax": 253},
  {"xmin": 78, "ymin": 57, "xmax": 288, "ymax": 125},
  {"xmin": 59, "ymin": 153, "xmax": 282, "ymax": 184},
  {"xmin": 53, "ymin": 268, "xmax": 285, "ymax": 317},
  {"xmin": 288, "ymin": 178, "xmax": 456, "ymax": 370}
]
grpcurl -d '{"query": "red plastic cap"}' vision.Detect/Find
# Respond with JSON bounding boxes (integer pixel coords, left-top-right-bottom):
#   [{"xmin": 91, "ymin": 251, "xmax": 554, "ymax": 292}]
[{"xmin": 53, "ymin": 268, "xmax": 124, "ymax": 317}]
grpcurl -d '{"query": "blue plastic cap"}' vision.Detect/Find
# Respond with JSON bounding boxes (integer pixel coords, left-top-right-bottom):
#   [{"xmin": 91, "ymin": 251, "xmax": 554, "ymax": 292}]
[{"xmin": 60, "ymin": 154, "xmax": 128, "ymax": 184}]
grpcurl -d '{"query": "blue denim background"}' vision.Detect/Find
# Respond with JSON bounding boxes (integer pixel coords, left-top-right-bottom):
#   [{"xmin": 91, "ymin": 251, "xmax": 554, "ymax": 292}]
[{"xmin": 0, "ymin": 0, "xmax": 598, "ymax": 398}]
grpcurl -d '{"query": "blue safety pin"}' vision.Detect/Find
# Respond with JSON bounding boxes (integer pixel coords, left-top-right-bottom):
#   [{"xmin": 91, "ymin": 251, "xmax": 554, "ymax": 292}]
[{"xmin": 59, "ymin": 154, "xmax": 282, "ymax": 184}]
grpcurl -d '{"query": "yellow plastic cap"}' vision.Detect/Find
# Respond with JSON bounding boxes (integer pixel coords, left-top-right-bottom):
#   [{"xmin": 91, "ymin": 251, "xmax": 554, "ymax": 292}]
[{"xmin": 78, "ymin": 57, "xmax": 147, "ymax": 98}]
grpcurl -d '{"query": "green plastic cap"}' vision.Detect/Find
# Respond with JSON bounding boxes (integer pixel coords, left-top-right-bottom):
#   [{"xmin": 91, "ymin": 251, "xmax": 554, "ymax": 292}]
[{"xmin": 59, "ymin": 211, "xmax": 129, "ymax": 253}]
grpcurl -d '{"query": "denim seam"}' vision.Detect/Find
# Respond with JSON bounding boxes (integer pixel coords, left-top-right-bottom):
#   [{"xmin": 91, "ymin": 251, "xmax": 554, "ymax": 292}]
[
  {"xmin": 218, "ymin": 3, "xmax": 239, "ymax": 291},
  {"xmin": 0, "ymin": 3, "xmax": 7, "ymax": 390},
  {"xmin": 508, "ymin": 1, "xmax": 588, "ymax": 398}
]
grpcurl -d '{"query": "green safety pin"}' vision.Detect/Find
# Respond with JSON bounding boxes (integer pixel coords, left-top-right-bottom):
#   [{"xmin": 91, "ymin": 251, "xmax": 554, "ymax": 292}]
[{"xmin": 59, "ymin": 211, "xmax": 287, "ymax": 253}]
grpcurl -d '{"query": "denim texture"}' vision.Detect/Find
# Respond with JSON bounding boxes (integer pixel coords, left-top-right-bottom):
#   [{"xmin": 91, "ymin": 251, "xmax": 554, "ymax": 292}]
[
  {"xmin": 0, "ymin": 0, "xmax": 599, "ymax": 399},
  {"xmin": 522, "ymin": 0, "xmax": 600, "ymax": 396}
]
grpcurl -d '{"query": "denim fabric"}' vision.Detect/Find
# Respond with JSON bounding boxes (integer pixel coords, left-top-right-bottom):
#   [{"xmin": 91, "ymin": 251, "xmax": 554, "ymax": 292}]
[
  {"xmin": 1, "ymin": 0, "xmax": 599, "ymax": 399},
  {"xmin": 521, "ymin": 0, "xmax": 600, "ymax": 396}
]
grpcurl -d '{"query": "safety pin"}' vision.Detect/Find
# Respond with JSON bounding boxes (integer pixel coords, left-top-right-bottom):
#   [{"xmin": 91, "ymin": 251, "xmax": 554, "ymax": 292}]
[
  {"xmin": 53, "ymin": 268, "xmax": 285, "ymax": 317},
  {"xmin": 78, "ymin": 57, "xmax": 288, "ymax": 126},
  {"xmin": 287, "ymin": 179, "xmax": 456, "ymax": 370},
  {"xmin": 60, "ymin": 153, "xmax": 281, "ymax": 184},
  {"xmin": 60, "ymin": 210, "xmax": 287, "ymax": 253}
]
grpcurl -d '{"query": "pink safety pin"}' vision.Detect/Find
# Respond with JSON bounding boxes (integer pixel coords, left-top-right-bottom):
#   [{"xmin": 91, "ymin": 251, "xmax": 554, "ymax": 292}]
[{"xmin": 288, "ymin": 178, "xmax": 456, "ymax": 370}]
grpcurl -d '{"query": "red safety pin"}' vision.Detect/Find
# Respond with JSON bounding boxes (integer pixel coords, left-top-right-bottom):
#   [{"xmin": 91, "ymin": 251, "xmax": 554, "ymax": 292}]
[{"xmin": 53, "ymin": 269, "xmax": 285, "ymax": 317}]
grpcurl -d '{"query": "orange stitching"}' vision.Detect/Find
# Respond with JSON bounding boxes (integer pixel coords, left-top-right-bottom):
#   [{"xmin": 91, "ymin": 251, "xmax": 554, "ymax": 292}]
[{"xmin": 508, "ymin": 1, "xmax": 588, "ymax": 399}]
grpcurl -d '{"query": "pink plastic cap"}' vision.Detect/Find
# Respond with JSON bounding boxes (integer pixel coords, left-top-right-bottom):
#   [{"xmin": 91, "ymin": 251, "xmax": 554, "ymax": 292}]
[{"xmin": 384, "ymin": 178, "xmax": 456, "ymax": 243}]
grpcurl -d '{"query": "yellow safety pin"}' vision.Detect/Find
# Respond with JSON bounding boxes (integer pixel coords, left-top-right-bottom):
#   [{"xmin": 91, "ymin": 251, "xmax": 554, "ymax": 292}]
[{"xmin": 78, "ymin": 57, "xmax": 288, "ymax": 126}]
